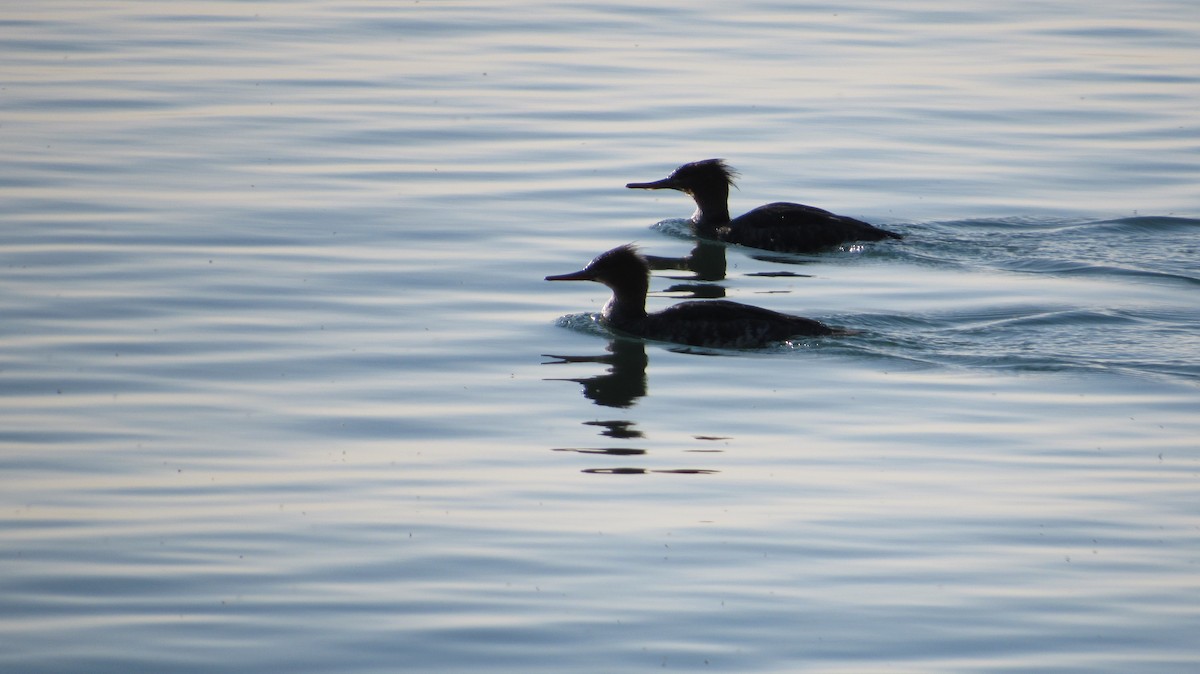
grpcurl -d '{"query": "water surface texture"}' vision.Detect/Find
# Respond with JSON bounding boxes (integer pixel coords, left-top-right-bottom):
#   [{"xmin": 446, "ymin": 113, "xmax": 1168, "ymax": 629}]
[{"xmin": 2, "ymin": 2, "xmax": 1199, "ymax": 672}]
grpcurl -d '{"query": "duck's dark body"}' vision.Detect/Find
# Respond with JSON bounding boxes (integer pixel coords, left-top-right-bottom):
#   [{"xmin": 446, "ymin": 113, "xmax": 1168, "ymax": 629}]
[
  {"xmin": 627, "ymin": 159, "xmax": 901, "ymax": 253},
  {"xmin": 628, "ymin": 298, "xmax": 834, "ymax": 348},
  {"xmin": 717, "ymin": 201, "xmax": 898, "ymax": 252},
  {"xmin": 546, "ymin": 244, "xmax": 839, "ymax": 348}
]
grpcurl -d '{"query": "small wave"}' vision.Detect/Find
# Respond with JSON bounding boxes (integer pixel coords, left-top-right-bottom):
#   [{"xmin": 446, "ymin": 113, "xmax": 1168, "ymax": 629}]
[
  {"xmin": 920, "ymin": 216, "xmax": 1092, "ymax": 233},
  {"xmin": 648, "ymin": 218, "xmax": 696, "ymax": 240},
  {"xmin": 896, "ymin": 215, "xmax": 1200, "ymax": 287},
  {"xmin": 553, "ymin": 312, "xmax": 612, "ymax": 338},
  {"xmin": 832, "ymin": 305, "xmax": 1200, "ymax": 386},
  {"xmin": 949, "ymin": 307, "xmax": 1138, "ymax": 333},
  {"xmin": 996, "ymin": 258, "xmax": 1200, "ymax": 286},
  {"xmin": 1089, "ymin": 215, "xmax": 1200, "ymax": 234},
  {"xmin": 905, "ymin": 214, "xmax": 1200, "ymax": 243}
]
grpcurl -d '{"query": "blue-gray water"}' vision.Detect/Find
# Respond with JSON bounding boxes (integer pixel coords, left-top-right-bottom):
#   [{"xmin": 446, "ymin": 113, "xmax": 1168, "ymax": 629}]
[{"xmin": 2, "ymin": 2, "xmax": 1198, "ymax": 672}]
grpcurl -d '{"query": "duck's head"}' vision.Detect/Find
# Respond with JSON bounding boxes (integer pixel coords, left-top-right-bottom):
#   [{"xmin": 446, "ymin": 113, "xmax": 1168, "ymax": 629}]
[
  {"xmin": 625, "ymin": 158, "xmax": 738, "ymax": 197},
  {"xmin": 545, "ymin": 244, "xmax": 650, "ymax": 300}
]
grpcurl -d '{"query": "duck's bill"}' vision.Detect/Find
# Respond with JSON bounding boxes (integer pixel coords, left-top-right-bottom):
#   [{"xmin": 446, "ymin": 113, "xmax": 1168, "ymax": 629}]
[
  {"xmin": 545, "ymin": 268, "xmax": 594, "ymax": 282},
  {"xmin": 625, "ymin": 177, "xmax": 680, "ymax": 190}
]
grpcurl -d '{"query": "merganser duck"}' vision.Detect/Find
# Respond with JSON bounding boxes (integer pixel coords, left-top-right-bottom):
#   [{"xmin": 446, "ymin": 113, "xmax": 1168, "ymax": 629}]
[
  {"xmin": 546, "ymin": 244, "xmax": 845, "ymax": 348},
  {"xmin": 626, "ymin": 159, "xmax": 901, "ymax": 253}
]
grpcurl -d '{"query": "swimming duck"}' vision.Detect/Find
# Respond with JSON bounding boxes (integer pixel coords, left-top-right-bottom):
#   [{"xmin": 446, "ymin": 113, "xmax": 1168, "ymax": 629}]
[
  {"xmin": 626, "ymin": 158, "xmax": 901, "ymax": 253},
  {"xmin": 546, "ymin": 244, "xmax": 844, "ymax": 348}
]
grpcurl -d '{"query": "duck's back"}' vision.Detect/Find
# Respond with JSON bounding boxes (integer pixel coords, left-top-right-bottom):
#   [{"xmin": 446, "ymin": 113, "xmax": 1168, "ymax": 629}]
[
  {"xmin": 720, "ymin": 202, "xmax": 901, "ymax": 253},
  {"xmin": 634, "ymin": 299, "xmax": 834, "ymax": 348}
]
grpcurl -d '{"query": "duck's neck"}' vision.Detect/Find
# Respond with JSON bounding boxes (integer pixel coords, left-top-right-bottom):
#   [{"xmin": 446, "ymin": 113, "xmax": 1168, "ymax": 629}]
[
  {"xmin": 689, "ymin": 187, "xmax": 731, "ymax": 228},
  {"xmin": 601, "ymin": 282, "xmax": 649, "ymax": 329}
]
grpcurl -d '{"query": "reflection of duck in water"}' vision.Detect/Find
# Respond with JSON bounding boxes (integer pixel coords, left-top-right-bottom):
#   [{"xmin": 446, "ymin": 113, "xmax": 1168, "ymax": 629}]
[
  {"xmin": 626, "ymin": 159, "xmax": 901, "ymax": 253},
  {"xmin": 543, "ymin": 338, "xmax": 648, "ymax": 409},
  {"xmin": 546, "ymin": 244, "xmax": 849, "ymax": 348},
  {"xmin": 643, "ymin": 240, "xmax": 728, "ymax": 283}
]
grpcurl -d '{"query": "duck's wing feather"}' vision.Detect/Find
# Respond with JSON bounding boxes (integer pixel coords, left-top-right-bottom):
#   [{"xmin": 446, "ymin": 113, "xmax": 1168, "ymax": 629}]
[
  {"xmin": 722, "ymin": 202, "xmax": 902, "ymax": 252},
  {"xmin": 640, "ymin": 299, "xmax": 833, "ymax": 347}
]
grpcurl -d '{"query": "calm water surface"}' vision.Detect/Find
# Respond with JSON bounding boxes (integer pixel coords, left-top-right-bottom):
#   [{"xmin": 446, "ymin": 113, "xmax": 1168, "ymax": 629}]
[{"xmin": 2, "ymin": 1, "xmax": 1199, "ymax": 672}]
